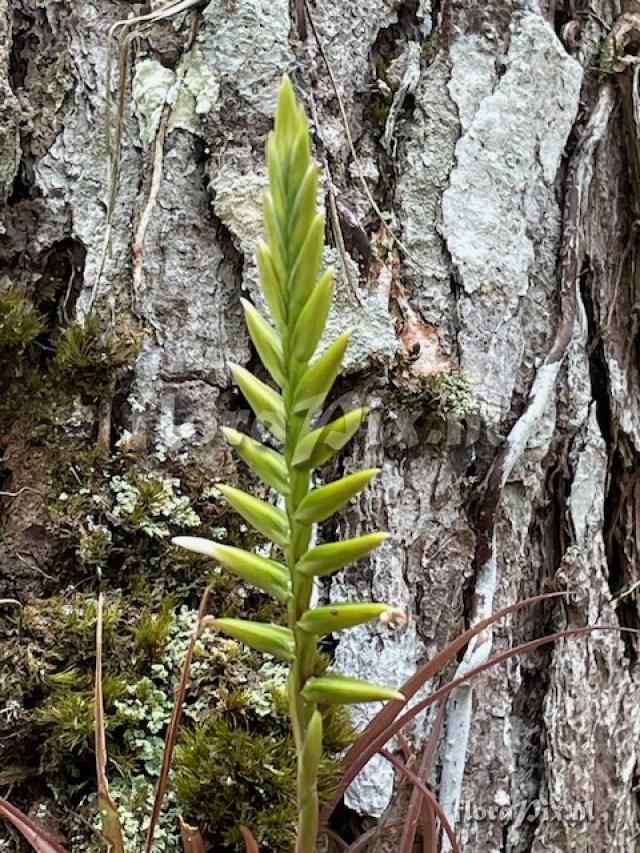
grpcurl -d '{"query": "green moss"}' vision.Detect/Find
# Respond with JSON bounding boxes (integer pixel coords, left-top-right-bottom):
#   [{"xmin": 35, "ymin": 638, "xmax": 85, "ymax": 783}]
[
  {"xmin": 0, "ymin": 286, "xmax": 46, "ymax": 358},
  {"xmin": 174, "ymin": 673, "xmax": 352, "ymax": 852},
  {"xmin": 52, "ymin": 312, "xmax": 140, "ymax": 401},
  {"xmin": 372, "ymin": 56, "xmax": 394, "ymax": 126},
  {"xmin": 423, "ymin": 369, "xmax": 477, "ymax": 419},
  {"xmin": 593, "ymin": 36, "xmax": 620, "ymax": 78}
]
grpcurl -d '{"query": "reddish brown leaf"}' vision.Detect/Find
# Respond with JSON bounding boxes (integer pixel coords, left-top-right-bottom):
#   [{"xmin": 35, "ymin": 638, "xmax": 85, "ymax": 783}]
[
  {"xmin": 145, "ymin": 586, "xmax": 212, "ymax": 853},
  {"xmin": 0, "ymin": 797, "xmax": 68, "ymax": 853},
  {"xmin": 240, "ymin": 826, "xmax": 260, "ymax": 853},
  {"xmin": 179, "ymin": 818, "xmax": 206, "ymax": 852},
  {"xmin": 321, "ymin": 591, "xmax": 567, "ymax": 821},
  {"xmin": 341, "ymin": 819, "xmax": 404, "ymax": 853},
  {"xmin": 380, "ymin": 749, "xmax": 460, "ymax": 853},
  {"xmin": 95, "ymin": 593, "xmax": 125, "ymax": 853},
  {"xmin": 398, "ymin": 701, "xmax": 447, "ymax": 853},
  {"xmin": 329, "ymin": 622, "xmax": 637, "ymax": 824}
]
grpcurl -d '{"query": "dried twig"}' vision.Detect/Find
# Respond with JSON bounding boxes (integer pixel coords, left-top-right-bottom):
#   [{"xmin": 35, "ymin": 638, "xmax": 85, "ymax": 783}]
[
  {"xmin": 144, "ymin": 585, "xmax": 212, "ymax": 853},
  {"xmin": 95, "ymin": 593, "xmax": 125, "ymax": 853},
  {"xmin": 92, "ymin": 0, "xmax": 207, "ymax": 307},
  {"xmin": 305, "ymin": 90, "xmax": 364, "ymax": 305}
]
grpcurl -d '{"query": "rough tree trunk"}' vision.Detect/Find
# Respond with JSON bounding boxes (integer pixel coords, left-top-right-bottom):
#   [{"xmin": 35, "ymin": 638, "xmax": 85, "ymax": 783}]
[{"xmin": 1, "ymin": 0, "xmax": 639, "ymax": 851}]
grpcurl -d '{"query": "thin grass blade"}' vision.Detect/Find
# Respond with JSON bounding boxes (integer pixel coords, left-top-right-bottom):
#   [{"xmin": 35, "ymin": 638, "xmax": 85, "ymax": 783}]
[
  {"xmin": 379, "ymin": 749, "xmax": 460, "ymax": 853},
  {"xmin": 0, "ymin": 797, "xmax": 68, "ymax": 853},
  {"xmin": 95, "ymin": 594, "xmax": 125, "ymax": 853},
  {"xmin": 144, "ymin": 586, "xmax": 212, "ymax": 853},
  {"xmin": 179, "ymin": 818, "xmax": 206, "ymax": 853},
  {"xmin": 398, "ymin": 701, "xmax": 447, "ymax": 853}
]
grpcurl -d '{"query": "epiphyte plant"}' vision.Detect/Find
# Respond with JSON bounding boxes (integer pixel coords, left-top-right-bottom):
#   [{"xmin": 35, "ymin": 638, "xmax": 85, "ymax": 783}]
[{"xmin": 173, "ymin": 76, "xmax": 406, "ymax": 852}]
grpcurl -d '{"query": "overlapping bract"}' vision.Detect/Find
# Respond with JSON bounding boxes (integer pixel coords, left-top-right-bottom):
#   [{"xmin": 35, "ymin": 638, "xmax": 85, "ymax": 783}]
[
  {"xmin": 174, "ymin": 77, "xmax": 402, "ymax": 703},
  {"xmin": 173, "ymin": 81, "xmax": 404, "ymax": 847}
]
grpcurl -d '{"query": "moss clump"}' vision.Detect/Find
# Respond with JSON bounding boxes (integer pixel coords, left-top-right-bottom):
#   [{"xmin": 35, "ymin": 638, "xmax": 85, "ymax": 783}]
[
  {"xmin": 174, "ymin": 659, "xmax": 353, "ymax": 852},
  {"xmin": 422, "ymin": 369, "xmax": 477, "ymax": 419},
  {"xmin": 52, "ymin": 312, "xmax": 140, "ymax": 401},
  {"xmin": 0, "ymin": 588, "xmax": 352, "ymax": 852},
  {"xmin": 0, "ymin": 286, "xmax": 46, "ymax": 359},
  {"xmin": 372, "ymin": 56, "xmax": 394, "ymax": 125}
]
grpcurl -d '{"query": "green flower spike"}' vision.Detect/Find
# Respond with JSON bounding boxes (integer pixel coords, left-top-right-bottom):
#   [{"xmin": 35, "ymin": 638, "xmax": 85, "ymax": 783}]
[{"xmin": 173, "ymin": 76, "xmax": 405, "ymax": 853}]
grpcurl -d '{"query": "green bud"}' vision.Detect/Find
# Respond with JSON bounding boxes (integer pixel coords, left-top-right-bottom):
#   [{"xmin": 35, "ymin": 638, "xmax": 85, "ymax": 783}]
[
  {"xmin": 209, "ymin": 618, "xmax": 295, "ymax": 662},
  {"xmin": 218, "ymin": 484, "xmax": 289, "ymax": 548},
  {"xmin": 288, "ymin": 216, "xmax": 325, "ymax": 323},
  {"xmin": 241, "ymin": 299, "xmax": 285, "ymax": 387},
  {"xmin": 256, "ymin": 240, "xmax": 286, "ymax": 329},
  {"xmin": 297, "ymin": 533, "xmax": 390, "ymax": 578},
  {"xmin": 290, "ymin": 269, "xmax": 334, "ymax": 362},
  {"xmin": 295, "ymin": 469, "xmax": 379, "ymax": 524},
  {"xmin": 293, "ymin": 331, "xmax": 350, "ymax": 418},
  {"xmin": 301, "ymin": 673, "xmax": 406, "ymax": 706},
  {"xmin": 299, "ymin": 710, "xmax": 323, "ymax": 809},
  {"xmin": 292, "ymin": 408, "xmax": 369, "ymax": 469},
  {"xmin": 229, "ymin": 363, "xmax": 286, "ymax": 441},
  {"xmin": 222, "ymin": 428, "xmax": 290, "ymax": 495},
  {"xmin": 172, "ymin": 537, "xmax": 289, "ymax": 602},
  {"xmin": 297, "ymin": 602, "xmax": 397, "ymax": 635}
]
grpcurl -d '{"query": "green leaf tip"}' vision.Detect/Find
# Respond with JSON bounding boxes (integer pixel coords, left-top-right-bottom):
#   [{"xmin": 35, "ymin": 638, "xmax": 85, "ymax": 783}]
[
  {"xmin": 297, "ymin": 602, "xmax": 404, "ymax": 635},
  {"xmin": 295, "ymin": 469, "xmax": 380, "ymax": 524},
  {"xmin": 292, "ymin": 407, "xmax": 370, "ymax": 469},
  {"xmin": 297, "ymin": 532, "xmax": 391, "ymax": 578},
  {"xmin": 172, "ymin": 536, "xmax": 290, "ymax": 602},
  {"xmin": 274, "ymin": 75, "xmax": 303, "ymax": 145},
  {"xmin": 207, "ymin": 618, "xmax": 295, "ymax": 662},
  {"xmin": 221, "ymin": 427, "xmax": 289, "ymax": 494},
  {"xmin": 301, "ymin": 673, "xmax": 406, "ymax": 706},
  {"xmin": 217, "ymin": 484, "xmax": 289, "ymax": 548}
]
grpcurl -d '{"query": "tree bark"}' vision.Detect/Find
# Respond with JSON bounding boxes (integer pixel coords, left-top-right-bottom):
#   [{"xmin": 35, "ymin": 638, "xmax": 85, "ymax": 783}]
[{"xmin": 1, "ymin": 1, "xmax": 639, "ymax": 851}]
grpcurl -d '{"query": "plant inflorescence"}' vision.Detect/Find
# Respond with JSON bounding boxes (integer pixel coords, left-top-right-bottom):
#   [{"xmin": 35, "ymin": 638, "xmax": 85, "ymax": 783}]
[{"xmin": 174, "ymin": 77, "xmax": 406, "ymax": 852}]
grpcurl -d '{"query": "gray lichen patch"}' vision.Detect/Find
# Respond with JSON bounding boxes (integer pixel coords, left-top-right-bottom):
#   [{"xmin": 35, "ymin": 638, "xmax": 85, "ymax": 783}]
[
  {"xmin": 198, "ymin": 0, "xmax": 293, "ymax": 117},
  {"xmin": 442, "ymin": 12, "xmax": 582, "ymax": 422},
  {"xmin": 0, "ymin": 0, "xmax": 21, "ymax": 206},
  {"xmin": 132, "ymin": 59, "xmax": 176, "ymax": 145}
]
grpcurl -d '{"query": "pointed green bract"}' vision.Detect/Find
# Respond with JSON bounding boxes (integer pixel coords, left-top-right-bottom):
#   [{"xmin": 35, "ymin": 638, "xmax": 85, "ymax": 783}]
[
  {"xmin": 293, "ymin": 331, "xmax": 351, "ymax": 418},
  {"xmin": 217, "ymin": 484, "xmax": 289, "ymax": 548},
  {"xmin": 297, "ymin": 533, "xmax": 390, "ymax": 578},
  {"xmin": 292, "ymin": 408, "xmax": 369, "ymax": 469},
  {"xmin": 290, "ymin": 269, "xmax": 334, "ymax": 362},
  {"xmin": 241, "ymin": 299, "xmax": 285, "ymax": 387},
  {"xmin": 230, "ymin": 364, "xmax": 286, "ymax": 441},
  {"xmin": 256, "ymin": 241, "xmax": 286, "ymax": 329},
  {"xmin": 211, "ymin": 619, "xmax": 295, "ymax": 662},
  {"xmin": 298, "ymin": 603, "xmax": 392, "ymax": 635},
  {"xmin": 172, "ymin": 537, "xmax": 289, "ymax": 602},
  {"xmin": 295, "ymin": 469, "xmax": 380, "ymax": 524},
  {"xmin": 289, "ymin": 165, "xmax": 319, "ymax": 262},
  {"xmin": 222, "ymin": 428, "xmax": 290, "ymax": 494},
  {"xmin": 297, "ymin": 709, "xmax": 322, "ymax": 843},
  {"xmin": 288, "ymin": 216, "xmax": 325, "ymax": 322},
  {"xmin": 301, "ymin": 674, "xmax": 405, "ymax": 706}
]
